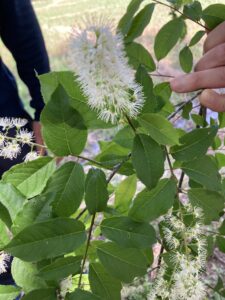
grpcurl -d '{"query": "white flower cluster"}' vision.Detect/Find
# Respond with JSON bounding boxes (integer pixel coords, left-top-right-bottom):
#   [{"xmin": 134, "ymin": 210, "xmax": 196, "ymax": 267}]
[
  {"xmin": 0, "ymin": 118, "xmax": 39, "ymax": 162},
  {"xmin": 149, "ymin": 204, "xmax": 207, "ymax": 300},
  {"xmin": 0, "ymin": 251, "xmax": 10, "ymax": 274},
  {"xmin": 70, "ymin": 22, "xmax": 144, "ymax": 124}
]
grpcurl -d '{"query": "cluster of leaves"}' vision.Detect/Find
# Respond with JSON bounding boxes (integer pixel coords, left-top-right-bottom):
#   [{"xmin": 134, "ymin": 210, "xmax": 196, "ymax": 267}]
[{"xmin": 0, "ymin": 0, "xmax": 225, "ymax": 299}]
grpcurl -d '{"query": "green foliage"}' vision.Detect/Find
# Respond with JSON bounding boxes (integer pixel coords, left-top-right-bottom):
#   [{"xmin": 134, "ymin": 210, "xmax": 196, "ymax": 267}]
[
  {"xmin": 1, "ymin": 1, "xmax": 225, "ymax": 298},
  {"xmin": 179, "ymin": 46, "xmax": 193, "ymax": 73},
  {"xmin": 44, "ymin": 162, "xmax": 85, "ymax": 217},
  {"xmin": 154, "ymin": 18, "xmax": 185, "ymax": 60},
  {"xmin": 85, "ymin": 168, "xmax": 109, "ymax": 214},
  {"xmin": 132, "ymin": 134, "xmax": 165, "ymax": 188}
]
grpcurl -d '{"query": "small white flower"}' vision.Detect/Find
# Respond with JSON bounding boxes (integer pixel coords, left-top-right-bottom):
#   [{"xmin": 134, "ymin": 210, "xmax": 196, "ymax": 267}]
[
  {"xmin": 24, "ymin": 151, "xmax": 39, "ymax": 162},
  {"xmin": 0, "ymin": 118, "xmax": 13, "ymax": 130},
  {"xmin": 12, "ymin": 118, "xmax": 28, "ymax": 129},
  {"xmin": 70, "ymin": 21, "xmax": 144, "ymax": 124},
  {"xmin": 0, "ymin": 141, "xmax": 21, "ymax": 160},
  {"xmin": 0, "ymin": 252, "xmax": 10, "ymax": 274},
  {"xmin": 16, "ymin": 129, "xmax": 34, "ymax": 144}
]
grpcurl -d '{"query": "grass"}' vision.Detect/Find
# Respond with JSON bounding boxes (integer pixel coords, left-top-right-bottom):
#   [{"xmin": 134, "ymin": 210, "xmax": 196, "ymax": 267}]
[{"xmin": 0, "ymin": 0, "xmax": 224, "ymax": 114}]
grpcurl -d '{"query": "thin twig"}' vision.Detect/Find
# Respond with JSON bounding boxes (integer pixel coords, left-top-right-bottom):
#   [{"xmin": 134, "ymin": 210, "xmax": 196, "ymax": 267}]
[
  {"xmin": 125, "ymin": 115, "xmax": 136, "ymax": 133},
  {"xmin": 165, "ymin": 147, "xmax": 176, "ymax": 179},
  {"xmin": 152, "ymin": 0, "xmax": 209, "ymax": 30},
  {"xmin": 78, "ymin": 212, "xmax": 96, "ymax": 288},
  {"xmin": 76, "ymin": 155, "xmax": 103, "ymax": 166},
  {"xmin": 149, "ymin": 72, "xmax": 175, "ymax": 78},
  {"xmin": 167, "ymin": 91, "xmax": 202, "ymax": 121}
]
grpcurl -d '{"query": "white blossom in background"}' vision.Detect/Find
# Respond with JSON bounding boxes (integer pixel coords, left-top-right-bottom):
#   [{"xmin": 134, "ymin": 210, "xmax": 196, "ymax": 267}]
[
  {"xmin": 16, "ymin": 129, "xmax": 34, "ymax": 144},
  {"xmin": 0, "ymin": 252, "xmax": 10, "ymax": 275},
  {"xmin": 0, "ymin": 117, "xmax": 41, "ymax": 161},
  {"xmin": 24, "ymin": 151, "xmax": 39, "ymax": 162},
  {"xmin": 148, "ymin": 205, "xmax": 207, "ymax": 300},
  {"xmin": 70, "ymin": 21, "xmax": 144, "ymax": 124},
  {"xmin": 0, "ymin": 117, "xmax": 13, "ymax": 130},
  {"xmin": 12, "ymin": 118, "xmax": 28, "ymax": 129}
]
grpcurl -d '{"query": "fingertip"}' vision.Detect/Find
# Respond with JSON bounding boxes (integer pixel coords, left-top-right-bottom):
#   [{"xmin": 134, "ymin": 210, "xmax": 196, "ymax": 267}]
[
  {"xmin": 199, "ymin": 89, "xmax": 225, "ymax": 112},
  {"xmin": 170, "ymin": 76, "xmax": 186, "ymax": 93}
]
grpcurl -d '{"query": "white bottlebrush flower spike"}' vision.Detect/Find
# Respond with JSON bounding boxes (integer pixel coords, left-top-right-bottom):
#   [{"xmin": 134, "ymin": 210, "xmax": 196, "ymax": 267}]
[
  {"xmin": 149, "ymin": 205, "xmax": 207, "ymax": 300},
  {"xmin": 70, "ymin": 21, "xmax": 144, "ymax": 123},
  {"xmin": 0, "ymin": 252, "xmax": 10, "ymax": 274}
]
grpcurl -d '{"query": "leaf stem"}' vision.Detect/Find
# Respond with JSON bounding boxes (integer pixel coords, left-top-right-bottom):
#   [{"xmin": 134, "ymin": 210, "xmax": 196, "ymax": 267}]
[
  {"xmin": 165, "ymin": 147, "xmax": 176, "ymax": 179},
  {"xmin": 78, "ymin": 212, "xmax": 96, "ymax": 288},
  {"xmin": 167, "ymin": 91, "xmax": 202, "ymax": 120},
  {"xmin": 152, "ymin": 0, "xmax": 209, "ymax": 30}
]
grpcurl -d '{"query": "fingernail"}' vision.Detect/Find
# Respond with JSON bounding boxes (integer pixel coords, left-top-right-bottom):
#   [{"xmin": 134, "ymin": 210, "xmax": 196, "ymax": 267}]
[{"xmin": 170, "ymin": 77, "xmax": 186, "ymax": 92}]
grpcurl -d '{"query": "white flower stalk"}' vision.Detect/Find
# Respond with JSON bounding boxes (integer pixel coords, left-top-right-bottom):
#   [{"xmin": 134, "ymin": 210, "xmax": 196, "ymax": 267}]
[
  {"xmin": 149, "ymin": 205, "xmax": 207, "ymax": 300},
  {"xmin": 16, "ymin": 129, "xmax": 34, "ymax": 144},
  {"xmin": 0, "ymin": 117, "xmax": 13, "ymax": 130},
  {"xmin": 12, "ymin": 118, "xmax": 28, "ymax": 129},
  {"xmin": 24, "ymin": 151, "xmax": 39, "ymax": 162},
  {"xmin": 70, "ymin": 22, "xmax": 144, "ymax": 123},
  {"xmin": 0, "ymin": 141, "xmax": 21, "ymax": 160},
  {"xmin": 0, "ymin": 252, "xmax": 10, "ymax": 274}
]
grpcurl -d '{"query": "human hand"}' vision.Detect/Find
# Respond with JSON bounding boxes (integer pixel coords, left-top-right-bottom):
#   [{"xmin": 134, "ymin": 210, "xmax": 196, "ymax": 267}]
[
  {"xmin": 32, "ymin": 121, "xmax": 45, "ymax": 155},
  {"xmin": 170, "ymin": 21, "xmax": 225, "ymax": 112}
]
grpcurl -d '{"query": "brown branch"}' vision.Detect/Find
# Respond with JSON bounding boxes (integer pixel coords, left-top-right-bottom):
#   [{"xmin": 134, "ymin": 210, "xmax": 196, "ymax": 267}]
[{"xmin": 152, "ymin": 0, "xmax": 209, "ymax": 30}]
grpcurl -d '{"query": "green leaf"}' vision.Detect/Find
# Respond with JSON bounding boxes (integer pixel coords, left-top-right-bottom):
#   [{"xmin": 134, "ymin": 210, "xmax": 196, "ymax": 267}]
[
  {"xmin": 2, "ymin": 157, "xmax": 56, "ymax": 198},
  {"xmin": 217, "ymin": 236, "xmax": 225, "ymax": 253},
  {"xmin": 129, "ymin": 179, "xmax": 177, "ymax": 222},
  {"xmin": 113, "ymin": 126, "xmax": 135, "ymax": 149},
  {"xmin": 125, "ymin": 4, "xmax": 155, "ymax": 42},
  {"xmin": 0, "ymin": 219, "xmax": 10, "ymax": 247},
  {"xmin": 97, "ymin": 242, "xmax": 148, "ymax": 283},
  {"xmin": 101, "ymin": 216, "xmax": 156, "ymax": 248},
  {"xmin": 41, "ymin": 85, "xmax": 87, "ymax": 156},
  {"xmin": 181, "ymin": 156, "xmax": 221, "ymax": 191},
  {"xmin": 85, "ymin": 169, "xmax": 109, "ymax": 214},
  {"xmin": 202, "ymin": 4, "xmax": 225, "ymax": 30},
  {"xmin": 4, "ymin": 218, "xmax": 86, "ymax": 262},
  {"xmin": 188, "ymin": 188, "xmax": 225, "ymax": 224},
  {"xmin": 126, "ymin": 42, "xmax": 156, "ymax": 71},
  {"xmin": 66, "ymin": 289, "xmax": 100, "ymax": 300},
  {"xmin": 39, "ymin": 71, "xmax": 112, "ymax": 129},
  {"xmin": 138, "ymin": 113, "xmax": 180, "ymax": 145},
  {"xmin": 179, "ymin": 46, "xmax": 193, "ymax": 73},
  {"xmin": 132, "ymin": 134, "xmax": 165, "ymax": 188},
  {"xmin": 0, "ymin": 286, "xmax": 21, "ymax": 300},
  {"xmin": 216, "ymin": 153, "xmax": 225, "ymax": 169},
  {"xmin": 115, "ymin": 175, "xmax": 137, "ymax": 213},
  {"xmin": 38, "ymin": 256, "xmax": 82, "ymax": 281},
  {"xmin": 12, "ymin": 193, "xmax": 54, "ymax": 235},
  {"xmin": 45, "ymin": 162, "xmax": 85, "ymax": 217},
  {"xmin": 170, "ymin": 127, "xmax": 218, "ymax": 162},
  {"xmin": 11, "ymin": 258, "xmax": 47, "ymax": 293},
  {"xmin": 0, "ymin": 182, "xmax": 25, "ymax": 222},
  {"xmin": 136, "ymin": 66, "xmax": 160, "ymax": 114},
  {"xmin": 0, "ymin": 203, "xmax": 11, "ymax": 228},
  {"xmin": 22, "ymin": 288, "xmax": 56, "ymax": 300},
  {"xmin": 183, "ymin": 1, "xmax": 202, "ymax": 21},
  {"xmin": 117, "ymin": 0, "xmax": 144, "ymax": 35},
  {"xmin": 154, "ymin": 18, "xmax": 185, "ymax": 60},
  {"xmin": 189, "ymin": 30, "xmax": 205, "ymax": 47},
  {"xmin": 89, "ymin": 263, "xmax": 122, "ymax": 300}
]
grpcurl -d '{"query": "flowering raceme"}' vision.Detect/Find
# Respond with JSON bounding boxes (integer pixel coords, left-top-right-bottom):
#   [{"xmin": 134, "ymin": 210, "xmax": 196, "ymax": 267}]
[
  {"xmin": 149, "ymin": 204, "xmax": 207, "ymax": 300},
  {"xmin": 0, "ymin": 251, "xmax": 10, "ymax": 275},
  {"xmin": 0, "ymin": 117, "xmax": 39, "ymax": 162},
  {"xmin": 70, "ymin": 22, "xmax": 144, "ymax": 124}
]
